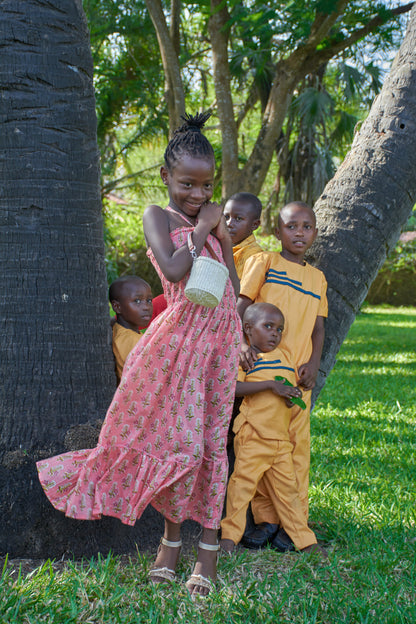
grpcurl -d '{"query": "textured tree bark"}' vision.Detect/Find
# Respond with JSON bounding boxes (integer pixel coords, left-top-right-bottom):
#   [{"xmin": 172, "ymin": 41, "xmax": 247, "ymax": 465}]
[
  {"xmin": 0, "ymin": 0, "xmax": 163, "ymax": 558},
  {"xmin": 208, "ymin": 0, "xmax": 240, "ymax": 198},
  {"xmin": 309, "ymin": 4, "xmax": 416, "ymax": 399}
]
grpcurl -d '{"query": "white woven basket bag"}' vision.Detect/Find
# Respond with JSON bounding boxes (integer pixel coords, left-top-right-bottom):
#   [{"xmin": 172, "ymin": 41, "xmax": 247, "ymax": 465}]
[{"xmin": 184, "ymin": 232, "xmax": 229, "ymax": 308}]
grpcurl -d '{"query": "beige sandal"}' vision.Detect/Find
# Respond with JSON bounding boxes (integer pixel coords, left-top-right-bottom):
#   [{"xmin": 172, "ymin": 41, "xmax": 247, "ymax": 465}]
[
  {"xmin": 148, "ymin": 537, "xmax": 182, "ymax": 585},
  {"xmin": 185, "ymin": 541, "xmax": 219, "ymax": 599}
]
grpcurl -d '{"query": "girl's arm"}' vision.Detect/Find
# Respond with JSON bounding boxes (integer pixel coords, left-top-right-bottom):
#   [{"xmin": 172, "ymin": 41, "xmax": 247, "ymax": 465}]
[{"xmin": 143, "ymin": 203, "xmax": 222, "ymax": 283}]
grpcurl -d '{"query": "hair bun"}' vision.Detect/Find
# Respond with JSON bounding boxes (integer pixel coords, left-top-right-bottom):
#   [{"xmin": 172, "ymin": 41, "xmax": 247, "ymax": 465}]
[{"xmin": 178, "ymin": 111, "xmax": 211, "ymax": 133}]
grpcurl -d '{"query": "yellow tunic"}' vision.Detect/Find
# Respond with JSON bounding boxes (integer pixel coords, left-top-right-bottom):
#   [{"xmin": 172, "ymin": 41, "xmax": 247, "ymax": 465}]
[
  {"xmin": 221, "ymin": 349, "xmax": 316, "ymax": 548},
  {"xmin": 240, "ymin": 251, "xmax": 328, "ymax": 522},
  {"xmin": 112, "ymin": 323, "xmax": 141, "ymax": 383},
  {"xmin": 232, "ymin": 234, "xmax": 263, "ymax": 280},
  {"xmin": 234, "ymin": 348, "xmax": 297, "ymax": 440},
  {"xmin": 240, "ymin": 252, "xmax": 328, "ymax": 368}
]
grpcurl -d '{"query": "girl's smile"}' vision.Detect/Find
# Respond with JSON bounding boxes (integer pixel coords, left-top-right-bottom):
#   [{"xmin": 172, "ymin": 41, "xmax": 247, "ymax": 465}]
[{"xmin": 161, "ymin": 155, "xmax": 215, "ymax": 222}]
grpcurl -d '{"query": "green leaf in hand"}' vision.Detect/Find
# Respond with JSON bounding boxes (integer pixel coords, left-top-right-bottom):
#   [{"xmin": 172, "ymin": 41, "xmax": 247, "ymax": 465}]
[{"xmin": 274, "ymin": 376, "xmax": 306, "ymax": 409}]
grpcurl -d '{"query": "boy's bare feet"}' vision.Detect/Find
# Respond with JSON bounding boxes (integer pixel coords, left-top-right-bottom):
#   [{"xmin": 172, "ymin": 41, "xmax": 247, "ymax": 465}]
[
  {"xmin": 300, "ymin": 543, "xmax": 328, "ymax": 558},
  {"xmin": 219, "ymin": 538, "xmax": 235, "ymax": 554}
]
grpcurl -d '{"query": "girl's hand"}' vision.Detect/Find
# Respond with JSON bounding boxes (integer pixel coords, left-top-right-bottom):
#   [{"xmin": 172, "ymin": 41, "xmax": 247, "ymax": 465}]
[
  {"xmin": 198, "ymin": 201, "xmax": 223, "ymax": 230},
  {"xmin": 239, "ymin": 344, "xmax": 258, "ymax": 371},
  {"xmin": 212, "ymin": 215, "xmax": 231, "ymax": 242}
]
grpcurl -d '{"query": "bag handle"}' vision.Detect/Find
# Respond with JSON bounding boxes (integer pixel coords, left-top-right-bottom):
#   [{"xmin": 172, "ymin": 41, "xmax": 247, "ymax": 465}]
[{"xmin": 187, "ymin": 232, "xmax": 221, "ymax": 263}]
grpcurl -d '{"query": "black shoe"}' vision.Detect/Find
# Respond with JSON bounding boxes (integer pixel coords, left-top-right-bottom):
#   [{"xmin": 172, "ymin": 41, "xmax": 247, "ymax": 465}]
[
  {"xmin": 242, "ymin": 522, "xmax": 278, "ymax": 549},
  {"xmin": 270, "ymin": 528, "xmax": 296, "ymax": 552}
]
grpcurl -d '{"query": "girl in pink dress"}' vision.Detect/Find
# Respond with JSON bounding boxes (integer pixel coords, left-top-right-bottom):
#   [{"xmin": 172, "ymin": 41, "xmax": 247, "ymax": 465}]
[{"xmin": 37, "ymin": 112, "xmax": 241, "ymax": 597}]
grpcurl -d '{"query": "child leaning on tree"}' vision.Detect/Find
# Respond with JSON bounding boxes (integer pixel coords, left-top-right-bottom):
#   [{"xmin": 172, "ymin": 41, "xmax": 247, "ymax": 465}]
[
  {"xmin": 236, "ymin": 201, "xmax": 328, "ymax": 552},
  {"xmin": 109, "ymin": 275, "xmax": 153, "ymax": 384}
]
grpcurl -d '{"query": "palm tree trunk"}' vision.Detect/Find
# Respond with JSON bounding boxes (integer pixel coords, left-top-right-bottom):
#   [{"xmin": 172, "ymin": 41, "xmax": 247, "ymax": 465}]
[
  {"xmin": 0, "ymin": 0, "xmax": 157, "ymax": 557},
  {"xmin": 309, "ymin": 4, "xmax": 416, "ymax": 398}
]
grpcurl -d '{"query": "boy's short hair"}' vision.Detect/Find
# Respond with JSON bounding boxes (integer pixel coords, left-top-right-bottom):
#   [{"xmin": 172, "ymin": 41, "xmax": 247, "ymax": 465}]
[
  {"xmin": 243, "ymin": 302, "xmax": 284, "ymax": 327},
  {"xmin": 277, "ymin": 201, "xmax": 316, "ymax": 227},
  {"xmin": 109, "ymin": 276, "xmax": 149, "ymax": 302},
  {"xmin": 227, "ymin": 192, "xmax": 262, "ymax": 220}
]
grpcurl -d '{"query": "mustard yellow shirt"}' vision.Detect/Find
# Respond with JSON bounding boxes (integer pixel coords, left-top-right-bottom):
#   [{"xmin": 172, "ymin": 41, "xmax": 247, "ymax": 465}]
[
  {"xmin": 234, "ymin": 347, "xmax": 297, "ymax": 440},
  {"xmin": 232, "ymin": 234, "xmax": 263, "ymax": 280},
  {"xmin": 112, "ymin": 323, "xmax": 141, "ymax": 382},
  {"xmin": 240, "ymin": 252, "xmax": 328, "ymax": 369}
]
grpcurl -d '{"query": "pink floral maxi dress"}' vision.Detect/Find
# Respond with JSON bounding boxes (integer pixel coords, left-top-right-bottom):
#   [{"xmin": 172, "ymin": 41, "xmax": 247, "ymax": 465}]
[{"xmin": 37, "ymin": 225, "xmax": 241, "ymax": 529}]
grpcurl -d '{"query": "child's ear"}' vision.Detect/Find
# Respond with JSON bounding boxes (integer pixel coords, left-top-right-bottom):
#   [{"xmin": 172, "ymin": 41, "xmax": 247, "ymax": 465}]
[
  {"xmin": 160, "ymin": 166, "xmax": 169, "ymax": 185},
  {"xmin": 251, "ymin": 218, "xmax": 261, "ymax": 233},
  {"xmin": 243, "ymin": 321, "xmax": 252, "ymax": 338},
  {"xmin": 274, "ymin": 226, "xmax": 281, "ymax": 241},
  {"xmin": 111, "ymin": 300, "xmax": 121, "ymax": 314}
]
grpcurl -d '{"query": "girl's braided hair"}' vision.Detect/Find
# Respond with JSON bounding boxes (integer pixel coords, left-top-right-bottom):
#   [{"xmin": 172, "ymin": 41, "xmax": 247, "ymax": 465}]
[{"xmin": 164, "ymin": 112, "xmax": 215, "ymax": 170}]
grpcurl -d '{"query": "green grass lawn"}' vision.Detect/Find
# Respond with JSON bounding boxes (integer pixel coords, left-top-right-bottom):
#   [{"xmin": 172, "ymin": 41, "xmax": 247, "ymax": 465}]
[{"xmin": 1, "ymin": 306, "xmax": 415, "ymax": 623}]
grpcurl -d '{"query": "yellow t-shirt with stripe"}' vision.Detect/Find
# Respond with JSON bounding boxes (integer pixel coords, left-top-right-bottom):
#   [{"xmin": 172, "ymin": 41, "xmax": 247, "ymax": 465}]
[
  {"xmin": 234, "ymin": 348, "xmax": 297, "ymax": 440},
  {"xmin": 240, "ymin": 252, "xmax": 328, "ymax": 370},
  {"xmin": 232, "ymin": 234, "xmax": 263, "ymax": 280}
]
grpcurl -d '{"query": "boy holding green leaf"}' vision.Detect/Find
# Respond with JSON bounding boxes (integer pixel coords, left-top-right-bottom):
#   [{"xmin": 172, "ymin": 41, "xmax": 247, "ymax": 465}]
[
  {"xmin": 235, "ymin": 201, "xmax": 328, "ymax": 552},
  {"xmin": 220, "ymin": 303, "xmax": 322, "ymax": 554}
]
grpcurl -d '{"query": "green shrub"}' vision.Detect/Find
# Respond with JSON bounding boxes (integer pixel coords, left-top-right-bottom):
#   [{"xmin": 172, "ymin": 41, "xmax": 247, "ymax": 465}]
[{"xmin": 367, "ymin": 239, "xmax": 416, "ymax": 305}]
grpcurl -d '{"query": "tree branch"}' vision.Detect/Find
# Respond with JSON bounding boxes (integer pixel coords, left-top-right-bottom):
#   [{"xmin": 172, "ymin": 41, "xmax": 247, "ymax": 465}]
[
  {"xmin": 306, "ymin": 2, "xmax": 415, "ymax": 70},
  {"xmin": 208, "ymin": 0, "xmax": 239, "ymax": 197},
  {"xmin": 144, "ymin": 0, "xmax": 185, "ymax": 132}
]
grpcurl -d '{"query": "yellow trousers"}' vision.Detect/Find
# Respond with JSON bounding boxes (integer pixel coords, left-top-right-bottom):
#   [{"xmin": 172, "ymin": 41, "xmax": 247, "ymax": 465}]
[
  {"xmin": 252, "ymin": 390, "xmax": 311, "ymax": 525},
  {"xmin": 221, "ymin": 421, "xmax": 317, "ymax": 549}
]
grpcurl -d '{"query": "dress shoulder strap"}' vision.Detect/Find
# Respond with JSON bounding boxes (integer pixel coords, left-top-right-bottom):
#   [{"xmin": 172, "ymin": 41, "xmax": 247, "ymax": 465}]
[{"xmin": 166, "ymin": 205, "xmax": 195, "ymax": 229}]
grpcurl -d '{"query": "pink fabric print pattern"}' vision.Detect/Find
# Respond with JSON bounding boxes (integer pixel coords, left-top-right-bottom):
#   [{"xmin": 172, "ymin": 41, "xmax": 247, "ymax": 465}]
[{"xmin": 37, "ymin": 225, "xmax": 241, "ymax": 530}]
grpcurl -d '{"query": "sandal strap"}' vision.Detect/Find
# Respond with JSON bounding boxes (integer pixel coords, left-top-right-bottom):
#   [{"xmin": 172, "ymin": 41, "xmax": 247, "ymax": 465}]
[
  {"xmin": 160, "ymin": 537, "xmax": 182, "ymax": 548},
  {"xmin": 186, "ymin": 573, "xmax": 214, "ymax": 591},
  {"xmin": 198, "ymin": 540, "xmax": 220, "ymax": 552},
  {"xmin": 149, "ymin": 567, "xmax": 176, "ymax": 583}
]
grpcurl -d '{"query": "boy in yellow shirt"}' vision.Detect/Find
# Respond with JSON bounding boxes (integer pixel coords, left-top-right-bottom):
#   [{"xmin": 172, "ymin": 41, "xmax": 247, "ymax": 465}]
[
  {"xmin": 109, "ymin": 276, "xmax": 153, "ymax": 383},
  {"xmin": 238, "ymin": 201, "xmax": 328, "ymax": 551},
  {"xmin": 223, "ymin": 192, "xmax": 263, "ymax": 279},
  {"xmin": 220, "ymin": 303, "xmax": 322, "ymax": 554}
]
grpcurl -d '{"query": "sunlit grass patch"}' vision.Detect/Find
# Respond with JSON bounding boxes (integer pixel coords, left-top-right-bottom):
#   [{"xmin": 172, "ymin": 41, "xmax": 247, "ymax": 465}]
[{"xmin": 1, "ymin": 305, "xmax": 415, "ymax": 623}]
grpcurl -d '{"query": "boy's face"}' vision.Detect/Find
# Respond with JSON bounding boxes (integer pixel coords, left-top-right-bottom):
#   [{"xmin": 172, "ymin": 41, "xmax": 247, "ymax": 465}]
[
  {"xmin": 223, "ymin": 199, "xmax": 260, "ymax": 246},
  {"xmin": 245, "ymin": 309, "xmax": 284, "ymax": 353},
  {"xmin": 275, "ymin": 204, "xmax": 317, "ymax": 264},
  {"xmin": 112, "ymin": 281, "xmax": 153, "ymax": 331}
]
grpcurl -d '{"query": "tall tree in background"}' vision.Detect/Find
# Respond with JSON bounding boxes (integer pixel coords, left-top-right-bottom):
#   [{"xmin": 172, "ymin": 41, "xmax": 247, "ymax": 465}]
[
  {"xmin": 0, "ymin": 0, "xmax": 161, "ymax": 557},
  {"xmin": 309, "ymin": 2, "xmax": 416, "ymax": 396},
  {"xmin": 142, "ymin": 0, "xmax": 413, "ymax": 198}
]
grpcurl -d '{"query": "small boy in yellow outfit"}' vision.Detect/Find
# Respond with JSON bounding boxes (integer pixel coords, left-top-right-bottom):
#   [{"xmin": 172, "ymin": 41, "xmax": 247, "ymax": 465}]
[
  {"xmin": 223, "ymin": 192, "xmax": 263, "ymax": 279},
  {"xmin": 109, "ymin": 276, "xmax": 153, "ymax": 383},
  {"xmin": 237, "ymin": 201, "xmax": 328, "ymax": 551},
  {"xmin": 220, "ymin": 303, "xmax": 322, "ymax": 554}
]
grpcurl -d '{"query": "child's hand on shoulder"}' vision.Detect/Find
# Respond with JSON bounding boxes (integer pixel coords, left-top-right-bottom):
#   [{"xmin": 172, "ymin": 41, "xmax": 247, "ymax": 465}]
[{"xmin": 239, "ymin": 344, "xmax": 258, "ymax": 371}]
